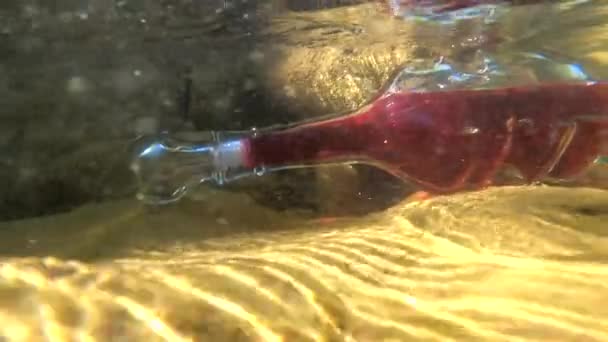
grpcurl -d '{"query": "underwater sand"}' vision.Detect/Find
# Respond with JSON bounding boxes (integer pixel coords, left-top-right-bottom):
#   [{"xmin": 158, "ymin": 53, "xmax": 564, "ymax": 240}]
[{"xmin": 0, "ymin": 185, "xmax": 607, "ymax": 341}]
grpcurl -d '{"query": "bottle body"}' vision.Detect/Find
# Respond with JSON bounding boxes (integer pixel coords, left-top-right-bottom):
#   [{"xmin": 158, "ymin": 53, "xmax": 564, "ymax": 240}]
[{"xmin": 245, "ymin": 81, "xmax": 608, "ymax": 193}]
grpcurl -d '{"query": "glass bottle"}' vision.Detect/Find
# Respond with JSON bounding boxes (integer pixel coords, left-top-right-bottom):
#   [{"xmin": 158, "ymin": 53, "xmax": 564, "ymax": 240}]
[{"xmin": 130, "ymin": 56, "xmax": 608, "ymax": 205}]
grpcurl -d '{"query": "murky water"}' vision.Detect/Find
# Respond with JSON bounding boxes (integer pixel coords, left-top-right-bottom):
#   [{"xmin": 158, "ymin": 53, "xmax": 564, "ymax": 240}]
[{"xmin": 1, "ymin": 1, "xmax": 608, "ymax": 341}]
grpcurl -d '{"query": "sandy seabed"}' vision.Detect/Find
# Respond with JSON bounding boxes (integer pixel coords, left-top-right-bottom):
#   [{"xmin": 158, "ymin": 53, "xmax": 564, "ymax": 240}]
[{"xmin": 0, "ymin": 185, "xmax": 607, "ymax": 341}]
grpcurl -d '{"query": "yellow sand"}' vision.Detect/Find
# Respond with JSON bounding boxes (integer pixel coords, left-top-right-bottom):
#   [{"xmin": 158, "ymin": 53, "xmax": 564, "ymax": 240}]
[{"xmin": 0, "ymin": 185, "xmax": 607, "ymax": 341}]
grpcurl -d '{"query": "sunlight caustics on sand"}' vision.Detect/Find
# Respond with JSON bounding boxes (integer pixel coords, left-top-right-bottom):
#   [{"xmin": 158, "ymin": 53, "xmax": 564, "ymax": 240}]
[{"xmin": 0, "ymin": 186, "xmax": 607, "ymax": 341}]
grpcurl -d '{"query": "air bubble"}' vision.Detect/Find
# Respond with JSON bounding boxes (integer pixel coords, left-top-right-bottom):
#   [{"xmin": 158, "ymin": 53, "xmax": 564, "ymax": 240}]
[
  {"xmin": 254, "ymin": 166, "xmax": 266, "ymax": 176},
  {"xmin": 461, "ymin": 126, "xmax": 480, "ymax": 135}
]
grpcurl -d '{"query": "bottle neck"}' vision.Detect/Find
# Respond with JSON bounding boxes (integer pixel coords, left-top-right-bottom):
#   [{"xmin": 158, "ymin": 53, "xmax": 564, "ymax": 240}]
[
  {"xmin": 243, "ymin": 110, "xmax": 372, "ymax": 171},
  {"xmin": 129, "ymin": 108, "xmax": 373, "ymax": 205}
]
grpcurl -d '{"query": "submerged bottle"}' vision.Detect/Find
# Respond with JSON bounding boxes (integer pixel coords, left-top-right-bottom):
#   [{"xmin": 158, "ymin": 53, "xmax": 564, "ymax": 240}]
[{"xmin": 131, "ymin": 78, "xmax": 608, "ymax": 205}]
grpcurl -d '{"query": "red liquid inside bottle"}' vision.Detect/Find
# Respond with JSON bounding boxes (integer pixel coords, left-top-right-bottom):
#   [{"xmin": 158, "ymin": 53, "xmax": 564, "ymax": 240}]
[{"xmin": 244, "ymin": 82, "xmax": 608, "ymax": 194}]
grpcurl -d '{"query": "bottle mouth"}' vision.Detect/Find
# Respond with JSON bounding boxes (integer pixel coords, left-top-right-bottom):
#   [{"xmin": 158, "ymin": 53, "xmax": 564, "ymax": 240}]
[
  {"xmin": 128, "ymin": 132, "xmax": 217, "ymax": 205},
  {"xmin": 129, "ymin": 141, "xmax": 189, "ymax": 205}
]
